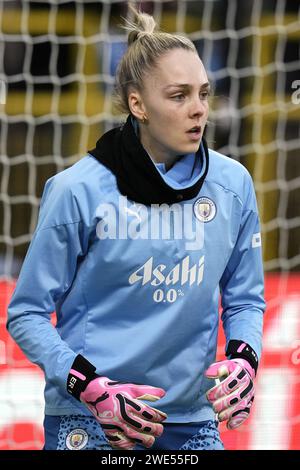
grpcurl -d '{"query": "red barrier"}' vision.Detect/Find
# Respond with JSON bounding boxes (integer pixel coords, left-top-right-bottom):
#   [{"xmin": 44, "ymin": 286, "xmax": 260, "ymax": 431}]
[{"xmin": 1, "ymin": 275, "xmax": 300, "ymax": 450}]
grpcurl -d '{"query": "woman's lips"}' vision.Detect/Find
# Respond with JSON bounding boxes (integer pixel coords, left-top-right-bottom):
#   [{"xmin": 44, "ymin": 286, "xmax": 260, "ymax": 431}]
[{"xmin": 187, "ymin": 127, "xmax": 202, "ymax": 141}]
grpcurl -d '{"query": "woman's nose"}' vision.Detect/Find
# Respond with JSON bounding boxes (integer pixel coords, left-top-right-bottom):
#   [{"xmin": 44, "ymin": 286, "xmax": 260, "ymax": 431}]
[{"xmin": 189, "ymin": 96, "xmax": 208, "ymax": 118}]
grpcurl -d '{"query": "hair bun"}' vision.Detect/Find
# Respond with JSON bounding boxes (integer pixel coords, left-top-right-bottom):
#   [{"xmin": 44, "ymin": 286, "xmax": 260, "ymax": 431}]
[
  {"xmin": 124, "ymin": 4, "xmax": 157, "ymax": 46},
  {"xmin": 128, "ymin": 30, "xmax": 152, "ymax": 45}
]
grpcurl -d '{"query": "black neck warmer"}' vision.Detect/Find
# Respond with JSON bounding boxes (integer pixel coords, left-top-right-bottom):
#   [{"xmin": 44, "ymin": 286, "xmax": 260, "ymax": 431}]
[{"xmin": 88, "ymin": 115, "xmax": 209, "ymax": 205}]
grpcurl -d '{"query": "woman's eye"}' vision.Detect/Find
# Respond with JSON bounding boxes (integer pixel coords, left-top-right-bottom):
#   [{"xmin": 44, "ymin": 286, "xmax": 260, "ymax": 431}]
[
  {"xmin": 200, "ymin": 91, "xmax": 210, "ymax": 100},
  {"xmin": 172, "ymin": 94, "xmax": 185, "ymax": 101}
]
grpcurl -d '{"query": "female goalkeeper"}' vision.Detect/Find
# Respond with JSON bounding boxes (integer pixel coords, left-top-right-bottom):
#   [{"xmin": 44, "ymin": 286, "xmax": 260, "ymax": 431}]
[{"xmin": 7, "ymin": 5, "xmax": 265, "ymax": 451}]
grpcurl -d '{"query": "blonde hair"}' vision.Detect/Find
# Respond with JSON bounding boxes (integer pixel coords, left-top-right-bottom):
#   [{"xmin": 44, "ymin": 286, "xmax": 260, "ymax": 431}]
[{"xmin": 114, "ymin": 3, "xmax": 197, "ymax": 114}]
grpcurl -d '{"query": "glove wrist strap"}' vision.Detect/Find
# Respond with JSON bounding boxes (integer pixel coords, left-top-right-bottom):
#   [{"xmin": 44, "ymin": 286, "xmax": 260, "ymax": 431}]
[
  {"xmin": 67, "ymin": 354, "xmax": 99, "ymax": 401},
  {"xmin": 226, "ymin": 340, "xmax": 258, "ymax": 375}
]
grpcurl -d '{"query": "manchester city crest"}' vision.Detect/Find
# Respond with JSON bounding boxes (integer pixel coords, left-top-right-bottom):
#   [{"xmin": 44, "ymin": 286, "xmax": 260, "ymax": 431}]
[
  {"xmin": 66, "ymin": 428, "xmax": 89, "ymax": 450},
  {"xmin": 193, "ymin": 197, "xmax": 216, "ymax": 222}
]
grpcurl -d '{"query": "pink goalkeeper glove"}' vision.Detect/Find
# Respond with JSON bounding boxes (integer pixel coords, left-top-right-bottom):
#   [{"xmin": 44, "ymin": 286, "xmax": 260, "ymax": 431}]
[
  {"xmin": 205, "ymin": 341, "xmax": 258, "ymax": 430},
  {"xmin": 67, "ymin": 355, "xmax": 167, "ymax": 450}
]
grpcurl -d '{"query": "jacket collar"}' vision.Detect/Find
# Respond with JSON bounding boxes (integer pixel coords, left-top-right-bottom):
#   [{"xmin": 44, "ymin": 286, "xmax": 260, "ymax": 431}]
[{"xmin": 88, "ymin": 115, "xmax": 209, "ymax": 205}]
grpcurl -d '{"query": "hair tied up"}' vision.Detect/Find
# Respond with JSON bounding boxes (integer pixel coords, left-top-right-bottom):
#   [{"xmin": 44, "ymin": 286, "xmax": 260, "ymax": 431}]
[
  {"xmin": 124, "ymin": 3, "xmax": 157, "ymax": 46},
  {"xmin": 128, "ymin": 30, "xmax": 152, "ymax": 45},
  {"xmin": 114, "ymin": 2, "xmax": 197, "ymax": 114}
]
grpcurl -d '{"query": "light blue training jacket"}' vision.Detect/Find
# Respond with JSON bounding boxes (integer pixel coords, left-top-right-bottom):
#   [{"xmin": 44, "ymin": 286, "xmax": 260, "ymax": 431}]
[{"xmin": 7, "ymin": 140, "xmax": 265, "ymax": 422}]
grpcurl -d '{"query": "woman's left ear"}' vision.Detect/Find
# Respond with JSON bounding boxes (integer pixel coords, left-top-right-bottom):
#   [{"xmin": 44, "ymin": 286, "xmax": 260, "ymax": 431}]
[{"xmin": 128, "ymin": 90, "xmax": 147, "ymax": 121}]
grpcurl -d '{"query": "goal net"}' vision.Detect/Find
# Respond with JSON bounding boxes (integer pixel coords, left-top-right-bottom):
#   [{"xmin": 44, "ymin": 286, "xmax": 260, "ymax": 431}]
[{"xmin": 0, "ymin": 0, "xmax": 299, "ymax": 450}]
